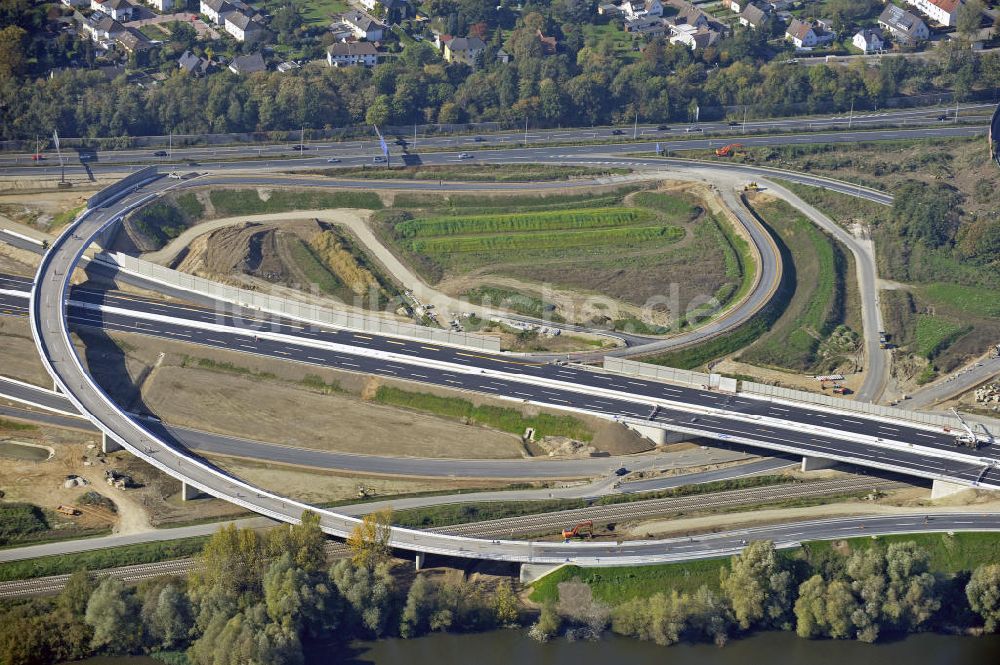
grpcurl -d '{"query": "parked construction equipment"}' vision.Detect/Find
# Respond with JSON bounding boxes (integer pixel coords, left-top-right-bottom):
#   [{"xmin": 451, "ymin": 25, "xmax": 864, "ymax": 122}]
[
  {"xmin": 56, "ymin": 505, "xmax": 80, "ymax": 516},
  {"xmin": 715, "ymin": 143, "xmax": 743, "ymax": 157},
  {"xmin": 562, "ymin": 520, "xmax": 594, "ymax": 540},
  {"xmin": 744, "ymin": 181, "xmax": 760, "ymax": 192},
  {"xmin": 950, "ymin": 408, "xmax": 993, "ymax": 448}
]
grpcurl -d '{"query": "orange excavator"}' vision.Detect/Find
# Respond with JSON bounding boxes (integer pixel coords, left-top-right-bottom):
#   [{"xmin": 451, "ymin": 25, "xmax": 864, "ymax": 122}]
[
  {"xmin": 562, "ymin": 520, "xmax": 594, "ymax": 540},
  {"xmin": 715, "ymin": 143, "xmax": 743, "ymax": 157}
]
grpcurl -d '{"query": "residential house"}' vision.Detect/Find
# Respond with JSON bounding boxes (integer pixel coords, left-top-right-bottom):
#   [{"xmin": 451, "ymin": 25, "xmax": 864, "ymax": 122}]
[
  {"xmin": 670, "ymin": 23, "xmax": 720, "ymax": 49},
  {"xmin": 725, "ymin": 0, "xmax": 743, "ymax": 13},
  {"xmin": 597, "ymin": 3, "xmax": 622, "ymax": 16},
  {"xmin": 200, "ymin": 0, "xmax": 230, "ymax": 24},
  {"xmin": 358, "ymin": 0, "xmax": 410, "ymax": 23},
  {"xmin": 786, "ymin": 18, "xmax": 833, "ymax": 47},
  {"xmin": 878, "ymin": 4, "xmax": 930, "ymax": 44},
  {"xmin": 443, "ymin": 35, "xmax": 486, "ymax": 67},
  {"xmin": 906, "ymin": 0, "xmax": 962, "ymax": 27},
  {"xmin": 536, "ymin": 29, "xmax": 557, "ymax": 55},
  {"xmin": 342, "ymin": 10, "xmax": 386, "ymax": 41},
  {"xmin": 116, "ymin": 27, "xmax": 152, "ymax": 53},
  {"xmin": 664, "ymin": 0, "xmax": 710, "ymax": 30},
  {"xmin": 82, "ymin": 15, "xmax": 126, "ymax": 42},
  {"xmin": 621, "ymin": 0, "xmax": 663, "ymax": 19},
  {"xmin": 327, "ymin": 41, "xmax": 379, "ymax": 66},
  {"xmin": 739, "ymin": 3, "xmax": 768, "ymax": 29},
  {"xmin": 178, "ymin": 49, "xmax": 212, "ymax": 76},
  {"xmin": 277, "ymin": 60, "xmax": 300, "ymax": 72},
  {"xmin": 225, "ymin": 12, "xmax": 267, "ymax": 44},
  {"xmin": 496, "ymin": 47, "xmax": 511, "ymax": 63},
  {"xmin": 766, "ymin": 0, "xmax": 790, "ymax": 10},
  {"xmin": 91, "ymin": 0, "xmax": 134, "ymax": 22},
  {"xmin": 625, "ymin": 16, "xmax": 667, "ymax": 35},
  {"xmin": 852, "ymin": 27, "xmax": 884, "ymax": 52},
  {"xmin": 328, "ymin": 21, "xmax": 354, "ymax": 42},
  {"xmin": 228, "ymin": 52, "xmax": 266, "ymax": 74},
  {"xmin": 61, "ymin": 0, "xmax": 89, "ymax": 8}
]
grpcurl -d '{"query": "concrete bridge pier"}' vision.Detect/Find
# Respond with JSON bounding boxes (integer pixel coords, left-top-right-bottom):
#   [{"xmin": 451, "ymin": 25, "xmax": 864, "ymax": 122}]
[
  {"xmin": 415, "ymin": 552, "xmax": 426, "ymax": 571},
  {"xmin": 931, "ymin": 479, "xmax": 968, "ymax": 500},
  {"xmin": 101, "ymin": 431, "xmax": 123, "ymax": 454},
  {"xmin": 800, "ymin": 456, "xmax": 836, "ymax": 472},
  {"xmin": 626, "ymin": 424, "xmax": 692, "ymax": 446},
  {"xmin": 181, "ymin": 482, "xmax": 203, "ymax": 501}
]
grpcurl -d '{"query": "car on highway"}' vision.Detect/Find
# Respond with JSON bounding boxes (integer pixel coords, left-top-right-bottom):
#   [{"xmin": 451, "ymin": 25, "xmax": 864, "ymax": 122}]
[
  {"xmin": 685, "ymin": 126, "xmax": 704, "ymax": 133},
  {"xmin": 657, "ymin": 124, "xmax": 670, "ymax": 130},
  {"xmin": 78, "ymin": 153, "xmax": 96, "ymax": 162},
  {"xmin": 938, "ymin": 115, "xmax": 948, "ymax": 121},
  {"xmin": 292, "ymin": 145, "xmax": 308, "ymax": 150},
  {"xmin": 614, "ymin": 466, "xmax": 629, "ymax": 476},
  {"xmin": 472, "ymin": 136, "xmax": 486, "ymax": 142},
  {"xmin": 458, "ymin": 152, "xmax": 473, "ymax": 159},
  {"xmin": 167, "ymin": 172, "xmax": 182, "ymax": 179},
  {"xmin": 326, "ymin": 157, "xmax": 341, "ymax": 163},
  {"xmin": 728, "ymin": 121, "xmax": 740, "ymax": 127},
  {"xmin": 373, "ymin": 156, "xmax": 386, "ymax": 163},
  {"xmin": 611, "ymin": 129, "xmax": 625, "ymax": 135},
  {"xmin": 153, "ymin": 150, "xmax": 168, "ymax": 157},
  {"xmin": 31, "ymin": 154, "xmax": 45, "ymax": 161}
]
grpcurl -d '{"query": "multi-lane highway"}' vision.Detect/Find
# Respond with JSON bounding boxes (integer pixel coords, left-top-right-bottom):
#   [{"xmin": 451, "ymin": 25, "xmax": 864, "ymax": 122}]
[
  {"xmin": 4, "ymin": 125, "xmax": 986, "ymax": 180},
  {"xmin": 4, "ymin": 103, "xmax": 993, "ymax": 169}
]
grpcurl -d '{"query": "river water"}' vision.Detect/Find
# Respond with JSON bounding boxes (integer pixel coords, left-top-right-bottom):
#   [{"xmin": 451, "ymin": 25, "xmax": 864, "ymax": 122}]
[{"xmin": 69, "ymin": 629, "xmax": 1000, "ymax": 665}]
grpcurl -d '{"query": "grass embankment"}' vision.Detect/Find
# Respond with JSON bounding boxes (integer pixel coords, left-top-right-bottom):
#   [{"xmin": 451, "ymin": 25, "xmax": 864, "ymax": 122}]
[
  {"xmin": 372, "ymin": 385, "xmax": 592, "ymax": 441},
  {"xmin": 0, "ymin": 504, "xmax": 50, "ymax": 547},
  {"xmin": 531, "ymin": 532, "xmax": 1000, "ymax": 606},
  {"xmin": 391, "ymin": 187, "xmax": 642, "ymax": 212},
  {"xmin": 0, "ymin": 418, "xmax": 37, "ymax": 432},
  {"xmin": 307, "ymin": 164, "xmax": 631, "ymax": 182},
  {"xmin": 208, "ymin": 189, "xmax": 383, "ymax": 216},
  {"xmin": 390, "ymin": 475, "xmax": 797, "ymax": 529},
  {"xmin": 0, "ymin": 537, "xmax": 209, "ymax": 582},
  {"xmin": 737, "ymin": 197, "xmax": 855, "ymax": 373}
]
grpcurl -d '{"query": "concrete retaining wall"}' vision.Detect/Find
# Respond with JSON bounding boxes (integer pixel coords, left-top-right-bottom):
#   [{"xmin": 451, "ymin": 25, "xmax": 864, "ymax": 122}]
[{"xmin": 93, "ymin": 252, "xmax": 502, "ymax": 351}]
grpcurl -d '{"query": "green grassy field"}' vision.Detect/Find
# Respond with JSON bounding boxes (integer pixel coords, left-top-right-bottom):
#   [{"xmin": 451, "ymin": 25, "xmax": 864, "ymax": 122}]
[
  {"xmin": 0, "ymin": 504, "xmax": 49, "ymax": 547},
  {"xmin": 914, "ymin": 315, "xmax": 970, "ymax": 359},
  {"xmin": 209, "ymin": 189, "xmax": 383, "ymax": 216},
  {"xmin": 389, "ymin": 187, "xmax": 641, "ymax": 212},
  {"xmin": 919, "ymin": 283, "xmax": 1000, "ymax": 318},
  {"xmin": 174, "ymin": 192, "xmax": 205, "ymax": 220},
  {"xmin": 372, "ymin": 385, "xmax": 592, "ymax": 441},
  {"xmin": 395, "ymin": 208, "xmax": 653, "ymax": 238}
]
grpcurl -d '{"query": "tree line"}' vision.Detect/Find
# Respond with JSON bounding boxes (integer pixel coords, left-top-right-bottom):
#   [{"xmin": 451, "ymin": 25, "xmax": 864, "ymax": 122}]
[
  {"xmin": 1, "ymin": 516, "xmax": 999, "ymax": 664},
  {"xmin": 3, "ymin": 1, "xmax": 1000, "ymax": 141},
  {"xmin": 531, "ymin": 539, "xmax": 1000, "ymax": 646}
]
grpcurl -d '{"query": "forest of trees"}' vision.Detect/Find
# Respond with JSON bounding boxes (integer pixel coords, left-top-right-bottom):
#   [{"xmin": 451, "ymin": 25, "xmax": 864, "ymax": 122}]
[
  {"xmin": 2, "ymin": 0, "xmax": 1000, "ymax": 141},
  {"xmin": 1, "ymin": 514, "xmax": 999, "ymax": 665}
]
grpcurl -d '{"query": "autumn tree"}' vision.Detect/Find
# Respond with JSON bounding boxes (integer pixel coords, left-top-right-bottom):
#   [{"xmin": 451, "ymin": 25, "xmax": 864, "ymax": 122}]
[{"xmin": 346, "ymin": 508, "xmax": 393, "ymax": 570}]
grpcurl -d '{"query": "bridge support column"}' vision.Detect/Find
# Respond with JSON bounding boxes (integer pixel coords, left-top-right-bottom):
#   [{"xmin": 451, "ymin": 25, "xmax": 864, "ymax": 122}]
[
  {"xmin": 931, "ymin": 479, "xmax": 968, "ymax": 500},
  {"xmin": 800, "ymin": 456, "xmax": 836, "ymax": 472},
  {"xmin": 181, "ymin": 482, "xmax": 202, "ymax": 501},
  {"xmin": 627, "ymin": 424, "xmax": 667, "ymax": 445},
  {"xmin": 101, "ymin": 432, "xmax": 122, "ymax": 454},
  {"xmin": 415, "ymin": 552, "xmax": 426, "ymax": 571}
]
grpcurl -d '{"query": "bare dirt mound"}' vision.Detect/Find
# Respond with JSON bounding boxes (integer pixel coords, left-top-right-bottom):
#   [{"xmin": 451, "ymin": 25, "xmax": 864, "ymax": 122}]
[
  {"xmin": 590, "ymin": 421, "xmax": 655, "ymax": 456},
  {"xmin": 195, "ymin": 220, "xmax": 324, "ymax": 284}
]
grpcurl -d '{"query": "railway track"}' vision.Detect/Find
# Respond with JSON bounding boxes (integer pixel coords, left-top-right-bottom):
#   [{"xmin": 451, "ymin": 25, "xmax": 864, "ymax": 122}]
[
  {"xmin": 430, "ymin": 477, "xmax": 903, "ymax": 538},
  {"xmin": 0, "ymin": 478, "xmax": 898, "ymax": 598}
]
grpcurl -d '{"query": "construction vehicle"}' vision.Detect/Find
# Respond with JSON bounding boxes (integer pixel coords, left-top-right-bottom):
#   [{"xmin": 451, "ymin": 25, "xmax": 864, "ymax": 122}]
[
  {"xmin": 56, "ymin": 505, "xmax": 80, "ymax": 516},
  {"xmin": 879, "ymin": 331, "xmax": 888, "ymax": 349},
  {"xmin": 562, "ymin": 520, "xmax": 594, "ymax": 540},
  {"xmin": 744, "ymin": 181, "xmax": 760, "ymax": 192},
  {"xmin": 950, "ymin": 408, "xmax": 994, "ymax": 449},
  {"xmin": 715, "ymin": 143, "xmax": 742, "ymax": 157}
]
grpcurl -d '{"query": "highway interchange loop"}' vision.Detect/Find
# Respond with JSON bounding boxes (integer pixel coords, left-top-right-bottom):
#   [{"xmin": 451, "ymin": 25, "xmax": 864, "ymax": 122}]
[{"xmin": 13, "ymin": 121, "xmax": 1000, "ymax": 565}]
